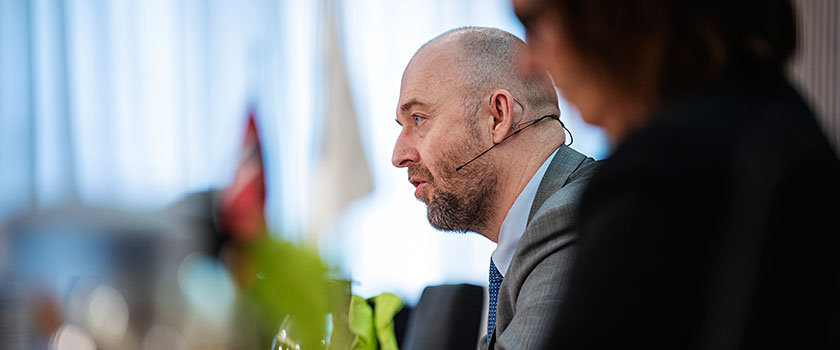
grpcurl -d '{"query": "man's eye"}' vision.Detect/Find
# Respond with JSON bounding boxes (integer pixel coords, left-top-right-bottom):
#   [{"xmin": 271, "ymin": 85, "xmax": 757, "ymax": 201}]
[{"xmin": 413, "ymin": 115, "xmax": 423, "ymax": 124}]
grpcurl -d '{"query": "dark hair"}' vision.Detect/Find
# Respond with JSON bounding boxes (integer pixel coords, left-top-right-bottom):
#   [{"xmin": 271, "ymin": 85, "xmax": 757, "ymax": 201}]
[{"xmin": 534, "ymin": 0, "xmax": 796, "ymax": 106}]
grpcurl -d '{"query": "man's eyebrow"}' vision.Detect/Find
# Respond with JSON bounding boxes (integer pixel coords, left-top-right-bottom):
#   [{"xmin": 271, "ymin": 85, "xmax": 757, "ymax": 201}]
[{"xmin": 399, "ymin": 99, "xmax": 427, "ymax": 113}]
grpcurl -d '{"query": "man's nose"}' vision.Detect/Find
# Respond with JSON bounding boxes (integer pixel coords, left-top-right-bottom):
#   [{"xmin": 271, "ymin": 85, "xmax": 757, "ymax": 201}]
[{"xmin": 392, "ymin": 134, "xmax": 419, "ymax": 168}]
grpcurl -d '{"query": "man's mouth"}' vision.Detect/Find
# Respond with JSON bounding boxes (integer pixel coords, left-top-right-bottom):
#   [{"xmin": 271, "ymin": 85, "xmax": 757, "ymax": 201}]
[
  {"xmin": 409, "ymin": 177, "xmax": 425, "ymax": 188},
  {"xmin": 409, "ymin": 177, "xmax": 428, "ymax": 198}
]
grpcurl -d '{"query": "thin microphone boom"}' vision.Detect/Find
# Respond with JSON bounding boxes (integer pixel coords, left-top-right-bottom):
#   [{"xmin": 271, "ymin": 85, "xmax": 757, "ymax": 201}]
[
  {"xmin": 455, "ymin": 130, "xmax": 522, "ymax": 171},
  {"xmin": 455, "ymin": 114, "xmax": 567, "ymax": 171}
]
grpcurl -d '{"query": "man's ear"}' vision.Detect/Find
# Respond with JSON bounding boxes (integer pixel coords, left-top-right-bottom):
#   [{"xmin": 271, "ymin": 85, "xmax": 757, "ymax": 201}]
[{"xmin": 488, "ymin": 90, "xmax": 518, "ymax": 144}]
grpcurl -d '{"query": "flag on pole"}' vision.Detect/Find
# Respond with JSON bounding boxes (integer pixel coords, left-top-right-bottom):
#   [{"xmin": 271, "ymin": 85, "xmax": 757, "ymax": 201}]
[
  {"xmin": 308, "ymin": 0, "xmax": 373, "ymax": 240},
  {"xmin": 218, "ymin": 109, "xmax": 267, "ymax": 242}
]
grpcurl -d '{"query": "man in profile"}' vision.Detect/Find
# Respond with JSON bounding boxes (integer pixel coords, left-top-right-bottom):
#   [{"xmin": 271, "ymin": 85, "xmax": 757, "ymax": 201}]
[{"xmin": 391, "ymin": 27, "xmax": 598, "ymax": 349}]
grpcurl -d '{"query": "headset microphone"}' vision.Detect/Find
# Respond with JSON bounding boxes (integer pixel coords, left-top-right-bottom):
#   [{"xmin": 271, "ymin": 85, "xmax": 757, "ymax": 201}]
[{"xmin": 455, "ymin": 114, "xmax": 571, "ymax": 171}]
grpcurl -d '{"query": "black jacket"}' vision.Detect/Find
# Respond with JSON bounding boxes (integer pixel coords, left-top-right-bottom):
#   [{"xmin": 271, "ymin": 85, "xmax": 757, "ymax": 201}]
[{"xmin": 550, "ymin": 74, "xmax": 840, "ymax": 349}]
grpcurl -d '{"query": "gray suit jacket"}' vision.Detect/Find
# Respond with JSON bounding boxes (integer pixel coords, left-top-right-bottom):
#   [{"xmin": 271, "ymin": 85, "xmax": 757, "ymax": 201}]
[{"xmin": 479, "ymin": 145, "xmax": 598, "ymax": 350}]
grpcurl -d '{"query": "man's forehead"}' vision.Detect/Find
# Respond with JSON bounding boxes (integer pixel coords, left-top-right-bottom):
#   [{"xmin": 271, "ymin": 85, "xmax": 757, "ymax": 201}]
[
  {"xmin": 396, "ymin": 84, "xmax": 440, "ymax": 116},
  {"xmin": 405, "ymin": 45, "xmax": 460, "ymax": 81},
  {"xmin": 398, "ymin": 47, "xmax": 463, "ymax": 110}
]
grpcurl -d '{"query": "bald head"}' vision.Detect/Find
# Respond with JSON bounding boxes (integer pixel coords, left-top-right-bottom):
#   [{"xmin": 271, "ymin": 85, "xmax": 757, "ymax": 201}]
[{"xmin": 413, "ymin": 27, "xmax": 559, "ymax": 119}]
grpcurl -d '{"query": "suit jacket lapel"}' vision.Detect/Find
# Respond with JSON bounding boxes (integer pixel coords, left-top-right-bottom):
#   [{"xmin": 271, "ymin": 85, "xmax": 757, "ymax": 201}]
[{"xmin": 527, "ymin": 145, "xmax": 589, "ymax": 223}]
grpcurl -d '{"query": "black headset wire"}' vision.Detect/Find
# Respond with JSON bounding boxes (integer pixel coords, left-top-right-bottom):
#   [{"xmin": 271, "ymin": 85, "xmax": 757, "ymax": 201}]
[{"xmin": 455, "ymin": 114, "xmax": 572, "ymax": 171}]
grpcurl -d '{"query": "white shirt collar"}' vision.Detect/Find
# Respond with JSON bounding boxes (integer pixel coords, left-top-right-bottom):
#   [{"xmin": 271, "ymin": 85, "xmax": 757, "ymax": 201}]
[{"xmin": 491, "ymin": 147, "xmax": 560, "ymax": 277}]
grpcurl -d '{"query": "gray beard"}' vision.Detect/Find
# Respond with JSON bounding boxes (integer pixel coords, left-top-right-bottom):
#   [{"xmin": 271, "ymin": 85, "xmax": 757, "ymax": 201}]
[{"xmin": 424, "ymin": 147, "xmax": 498, "ymax": 233}]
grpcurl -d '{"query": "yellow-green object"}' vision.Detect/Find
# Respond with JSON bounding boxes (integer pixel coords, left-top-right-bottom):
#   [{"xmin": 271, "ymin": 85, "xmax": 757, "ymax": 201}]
[
  {"xmin": 348, "ymin": 293, "xmax": 403, "ymax": 350},
  {"xmin": 349, "ymin": 295, "xmax": 377, "ymax": 350},
  {"xmin": 372, "ymin": 293, "xmax": 402, "ymax": 350},
  {"xmin": 244, "ymin": 237, "xmax": 333, "ymax": 349}
]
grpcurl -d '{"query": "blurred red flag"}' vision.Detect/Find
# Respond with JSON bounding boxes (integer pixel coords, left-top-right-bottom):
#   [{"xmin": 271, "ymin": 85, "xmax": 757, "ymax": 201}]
[{"xmin": 218, "ymin": 109, "xmax": 267, "ymax": 242}]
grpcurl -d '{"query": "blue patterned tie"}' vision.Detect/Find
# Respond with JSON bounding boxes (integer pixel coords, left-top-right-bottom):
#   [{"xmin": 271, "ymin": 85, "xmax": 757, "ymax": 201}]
[{"xmin": 488, "ymin": 258, "xmax": 504, "ymax": 337}]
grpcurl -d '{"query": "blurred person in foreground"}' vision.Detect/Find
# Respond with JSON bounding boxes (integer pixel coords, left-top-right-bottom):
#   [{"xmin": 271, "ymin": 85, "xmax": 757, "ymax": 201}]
[
  {"xmin": 391, "ymin": 27, "xmax": 598, "ymax": 349},
  {"xmin": 511, "ymin": 0, "xmax": 840, "ymax": 348}
]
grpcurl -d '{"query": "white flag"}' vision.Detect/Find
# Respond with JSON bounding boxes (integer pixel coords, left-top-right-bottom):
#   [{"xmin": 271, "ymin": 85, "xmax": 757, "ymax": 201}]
[{"xmin": 309, "ymin": 0, "xmax": 373, "ymax": 243}]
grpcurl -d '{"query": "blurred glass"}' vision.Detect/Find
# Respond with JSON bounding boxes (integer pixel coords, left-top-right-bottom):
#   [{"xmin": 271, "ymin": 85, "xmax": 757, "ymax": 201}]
[{"xmin": 271, "ymin": 313, "xmax": 337, "ymax": 350}]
